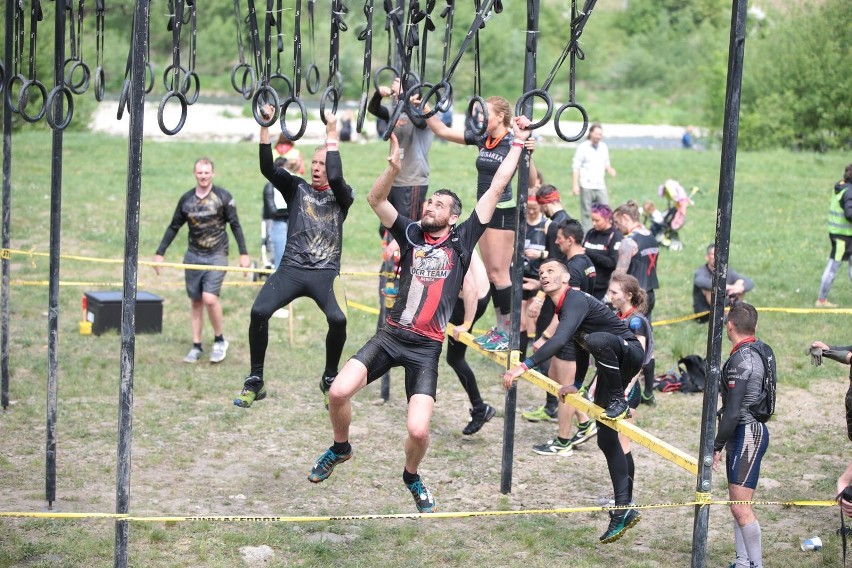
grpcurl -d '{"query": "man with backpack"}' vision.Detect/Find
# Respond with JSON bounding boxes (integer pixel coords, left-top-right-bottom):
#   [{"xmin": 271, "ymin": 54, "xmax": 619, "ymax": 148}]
[{"xmin": 712, "ymin": 302, "xmax": 773, "ymax": 568}]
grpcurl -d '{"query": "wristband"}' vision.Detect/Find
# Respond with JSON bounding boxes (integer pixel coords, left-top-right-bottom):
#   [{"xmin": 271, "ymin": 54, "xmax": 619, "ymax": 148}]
[
  {"xmin": 511, "ymin": 140, "xmax": 525, "ymax": 149},
  {"xmin": 325, "ymin": 140, "xmax": 339, "ymax": 148},
  {"xmin": 541, "ymin": 332, "xmax": 552, "ymax": 341},
  {"xmin": 521, "ymin": 358, "xmax": 535, "ymax": 371}
]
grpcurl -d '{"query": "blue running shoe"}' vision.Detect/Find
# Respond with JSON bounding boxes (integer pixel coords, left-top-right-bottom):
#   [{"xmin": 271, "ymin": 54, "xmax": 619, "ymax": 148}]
[
  {"xmin": 405, "ymin": 478, "xmax": 437, "ymax": 513},
  {"xmin": 308, "ymin": 447, "xmax": 352, "ymax": 483},
  {"xmin": 599, "ymin": 508, "xmax": 641, "ymax": 543}
]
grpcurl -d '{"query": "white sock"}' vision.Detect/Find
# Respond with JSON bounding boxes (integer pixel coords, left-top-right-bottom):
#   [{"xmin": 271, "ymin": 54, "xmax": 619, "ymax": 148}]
[
  {"xmin": 733, "ymin": 520, "xmax": 749, "ymax": 567},
  {"xmin": 740, "ymin": 520, "xmax": 762, "ymax": 568}
]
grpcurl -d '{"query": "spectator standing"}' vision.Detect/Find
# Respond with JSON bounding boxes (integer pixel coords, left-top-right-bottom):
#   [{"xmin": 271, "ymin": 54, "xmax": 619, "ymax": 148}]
[
  {"xmin": 262, "ymin": 157, "xmax": 290, "ymax": 269},
  {"xmin": 583, "ymin": 203, "xmax": 623, "ymax": 301},
  {"xmin": 154, "ymin": 157, "xmax": 250, "ymax": 364},
  {"xmin": 816, "ymin": 164, "xmax": 852, "ymax": 308},
  {"xmin": 572, "ymin": 123, "xmax": 616, "ymax": 232}
]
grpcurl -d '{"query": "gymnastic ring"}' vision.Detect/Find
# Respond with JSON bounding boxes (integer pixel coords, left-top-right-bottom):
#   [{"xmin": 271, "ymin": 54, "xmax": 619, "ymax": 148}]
[
  {"xmin": 305, "ymin": 63, "xmax": 321, "ymax": 94},
  {"xmin": 117, "ymin": 78, "xmax": 130, "ymax": 119},
  {"xmin": 514, "ymin": 88, "xmax": 553, "ymax": 130},
  {"xmin": 6, "ymin": 74, "xmax": 26, "ymax": 114},
  {"xmin": 162, "ymin": 64, "xmax": 189, "ymax": 92},
  {"xmin": 230, "ymin": 63, "xmax": 256, "ymax": 100},
  {"xmin": 0, "ymin": 62, "xmax": 4, "ymax": 96},
  {"xmin": 412, "ymin": 80, "xmax": 451, "ymax": 120},
  {"xmin": 144, "ymin": 61, "xmax": 155, "ymax": 94},
  {"xmin": 45, "ymin": 84, "xmax": 74, "ymax": 131},
  {"xmin": 280, "ymin": 95, "xmax": 308, "ymax": 141},
  {"xmin": 180, "ymin": 70, "xmax": 201, "ymax": 106},
  {"xmin": 465, "ymin": 95, "xmax": 488, "ymax": 136},
  {"xmin": 252, "ymin": 84, "xmax": 280, "ymax": 127},
  {"xmin": 268, "ymin": 73, "xmax": 293, "ymax": 101},
  {"xmin": 356, "ymin": 90, "xmax": 368, "ymax": 133},
  {"xmin": 93, "ymin": 66, "xmax": 106, "ymax": 101},
  {"xmin": 63, "ymin": 58, "xmax": 91, "ymax": 95},
  {"xmin": 319, "ymin": 85, "xmax": 340, "ymax": 125},
  {"xmin": 372, "ymin": 65, "xmax": 399, "ymax": 92},
  {"xmin": 382, "ymin": 98, "xmax": 404, "ymax": 141},
  {"xmin": 17, "ymin": 79, "xmax": 49, "ymax": 123},
  {"xmin": 554, "ymin": 101, "xmax": 589, "ymax": 143},
  {"xmin": 157, "ymin": 89, "xmax": 188, "ymax": 136}
]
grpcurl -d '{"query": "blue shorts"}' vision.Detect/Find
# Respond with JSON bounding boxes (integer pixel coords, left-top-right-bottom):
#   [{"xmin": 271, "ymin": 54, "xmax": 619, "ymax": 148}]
[{"xmin": 726, "ymin": 421, "xmax": 769, "ymax": 489}]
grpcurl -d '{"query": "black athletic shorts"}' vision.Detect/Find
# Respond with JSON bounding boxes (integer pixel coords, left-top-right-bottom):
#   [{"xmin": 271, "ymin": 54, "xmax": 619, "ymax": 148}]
[
  {"xmin": 354, "ymin": 326, "xmax": 443, "ymax": 400},
  {"xmin": 487, "ymin": 205, "xmax": 518, "ymax": 231},
  {"xmin": 389, "ymin": 184, "xmax": 428, "ymax": 222}
]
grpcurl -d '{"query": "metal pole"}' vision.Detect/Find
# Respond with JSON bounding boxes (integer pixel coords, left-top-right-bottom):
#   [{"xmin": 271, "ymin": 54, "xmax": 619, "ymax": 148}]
[
  {"xmin": 114, "ymin": 0, "xmax": 150, "ymax": 565},
  {"xmin": 691, "ymin": 1, "xmax": 749, "ymax": 566},
  {"xmin": 500, "ymin": 0, "xmax": 538, "ymax": 494},
  {"xmin": 1, "ymin": 0, "xmax": 16, "ymax": 411},
  {"xmin": 46, "ymin": 0, "xmax": 69, "ymax": 509}
]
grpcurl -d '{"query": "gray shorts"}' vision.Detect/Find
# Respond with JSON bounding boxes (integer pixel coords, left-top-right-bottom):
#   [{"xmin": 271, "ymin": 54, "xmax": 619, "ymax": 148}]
[{"xmin": 183, "ymin": 251, "xmax": 227, "ymax": 300}]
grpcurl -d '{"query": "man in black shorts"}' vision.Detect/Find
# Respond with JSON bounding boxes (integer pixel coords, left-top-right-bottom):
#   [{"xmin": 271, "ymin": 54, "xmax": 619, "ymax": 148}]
[
  {"xmin": 307, "ymin": 115, "xmax": 532, "ymax": 513},
  {"xmin": 503, "ymin": 259, "xmax": 644, "ymax": 543},
  {"xmin": 234, "ymin": 110, "xmax": 354, "ymax": 409},
  {"xmin": 154, "ymin": 157, "xmax": 250, "ymax": 364}
]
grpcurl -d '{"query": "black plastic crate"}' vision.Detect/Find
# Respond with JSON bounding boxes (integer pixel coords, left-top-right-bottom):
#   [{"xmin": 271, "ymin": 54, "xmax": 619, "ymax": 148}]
[{"xmin": 84, "ymin": 291, "xmax": 163, "ymax": 336}]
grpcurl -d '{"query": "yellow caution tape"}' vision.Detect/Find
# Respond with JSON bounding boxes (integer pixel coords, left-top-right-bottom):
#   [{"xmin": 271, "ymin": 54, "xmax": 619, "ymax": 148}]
[{"xmin": 0, "ymin": 499, "xmax": 838, "ymax": 523}]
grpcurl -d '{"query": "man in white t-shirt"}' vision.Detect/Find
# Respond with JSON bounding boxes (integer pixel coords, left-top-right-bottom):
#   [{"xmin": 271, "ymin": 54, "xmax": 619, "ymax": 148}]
[{"xmin": 572, "ymin": 123, "xmax": 617, "ymax": 232}]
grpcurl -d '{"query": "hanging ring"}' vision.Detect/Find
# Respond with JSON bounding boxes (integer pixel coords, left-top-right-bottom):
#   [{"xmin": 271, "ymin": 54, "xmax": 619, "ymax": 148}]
[
  {"xmin": 554, "ymin": 101, "xmax": 589, "ymax": 143},
  {"xmin": 157, "ymin": 89, "xmax": 189, "ymax": 135}
]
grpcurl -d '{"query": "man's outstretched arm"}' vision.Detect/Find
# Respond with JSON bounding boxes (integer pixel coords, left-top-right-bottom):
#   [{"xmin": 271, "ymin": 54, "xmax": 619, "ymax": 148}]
[{"xmin": 367, "ymin": 134, "xmax": 402, "ymax": 229}]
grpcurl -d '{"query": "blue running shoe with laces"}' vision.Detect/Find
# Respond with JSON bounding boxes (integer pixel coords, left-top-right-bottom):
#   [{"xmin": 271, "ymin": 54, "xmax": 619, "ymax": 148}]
[
  {"xmin": 405, "ymin": 478, "xmax": 437, "ymax": 513},
  {"xmin": 308, "ymin": 447, "xmax": 352, "ymax": 483}
]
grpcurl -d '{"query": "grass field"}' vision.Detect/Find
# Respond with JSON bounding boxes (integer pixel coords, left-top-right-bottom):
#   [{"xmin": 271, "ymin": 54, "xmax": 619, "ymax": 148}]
[{"xmin": 1, "ymin": 128, "xmax": 851, "ymax": 567}]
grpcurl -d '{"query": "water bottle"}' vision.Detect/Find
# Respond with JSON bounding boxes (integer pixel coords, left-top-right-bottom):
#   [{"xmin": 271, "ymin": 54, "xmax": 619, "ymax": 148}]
[
  {"xmin": 801, "ymin": 536, "xmax": 822, "ymax": 551},
  {"xmin": 384, "ymin": 280, "xmax": 398, "ymax": 309}
]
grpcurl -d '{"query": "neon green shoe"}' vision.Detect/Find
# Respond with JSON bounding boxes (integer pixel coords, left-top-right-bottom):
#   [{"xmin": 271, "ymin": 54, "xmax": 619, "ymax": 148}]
[
  {"xmin": 522, "ymin": 405, "xmax": 558, "ymax": 423},
  {"xmin": 234, "ymin": 376, "xmax": 267, "ymax": 408}
]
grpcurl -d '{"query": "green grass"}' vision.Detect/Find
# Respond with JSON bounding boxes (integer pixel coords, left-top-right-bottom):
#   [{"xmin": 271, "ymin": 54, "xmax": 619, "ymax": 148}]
[{"xmin": 1, "ymin": 129, "xmax": 850, "ymax": 567}]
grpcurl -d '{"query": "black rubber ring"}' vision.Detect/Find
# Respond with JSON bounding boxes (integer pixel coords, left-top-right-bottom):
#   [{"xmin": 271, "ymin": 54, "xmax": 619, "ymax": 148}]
[
  {"xmin": 63, "ymin": 59, "xmax": 91, "ymax": 95},
  {"xmin": 230, "ymin": 63, "xmax": 256, "ymax": 100},
  {"xmin": 412, "ymin": 80, "xmax": 450, "ymax": 120},
  {"xmin": 280, "ymin": 95, "xmax": 308, "ymax": 141},
  {"xmin": 18, "ymin": 79, "xmax": 49, "ymax": 123},
  {"xmin": 45, "ymin": 84, "xmax": 74, "ymax": 130},
  {"xmin": 252, "ymin": 84, "xmax": 280, "ymax": 127},
  {"xmin": 514, "ymin": 88, "xmax": 553, "ymax": 131},
  {"xmin": 144, "ymin": 61, "xmax": 155, "ymax": 94},
  {"xmin": 163, "ymin": 64, "xmax": 189, "ymax": 92},
  {"xmin": 94, "ymin": 66, "xmax": 106, "ymax": 102},
  {"xmin": 319, "ymin": 85, "xmax": 340, "ymax": 124},
  {"xmin": 157, "ymin": 89, "xmax": 189, "ymax": 136},
  {"xmin": 268, "ymin": 73, "xmax": 293, "ymax": 101},
  {"xmin": 305, "ymin": 64, "xmax": 321, "ymax": 94},
  {"xmin": 6, "ymin": 74, "xmax": 26, "ymax": 114},
  {"xmin": 554, "ymin": 101, "xmax": 589, "ymax": 143},
  {"xmin": 372, "ymin": 65, "xmax": 399, "ymax": 92},
  {"xmin": 180, "ymin": 70, "xmax": 201, "ymax": 105},
  {"xmin": 465, "ymin": 95, "xmax": 488, "ymax": 136},
  {"xmin": 117, "ymin": 78, "xmax": 130, "ymax": 120}
]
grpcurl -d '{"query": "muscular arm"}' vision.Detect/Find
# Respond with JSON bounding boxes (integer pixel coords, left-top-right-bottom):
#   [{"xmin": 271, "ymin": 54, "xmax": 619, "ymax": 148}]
[
  {"xmin": 474, "ymin": 116, "xmax": 531, "ymax": 224},
  {"xmin": 614, "ymin": 237, "xmax": 637, "ymax": 275}
]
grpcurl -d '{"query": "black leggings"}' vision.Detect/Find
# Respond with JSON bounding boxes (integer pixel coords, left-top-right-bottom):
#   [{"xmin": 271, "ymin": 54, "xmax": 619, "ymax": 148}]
[
  {"xmin": 597, "ymin": 423, "xmax": 630, "ymax": 505},
  {"xmin": 249, "ymin": 266, "xmax": 347, "ymax": 378},
  {"xmin": 446, "ymin": 292, "xmax": 491, "ymax": 408}
]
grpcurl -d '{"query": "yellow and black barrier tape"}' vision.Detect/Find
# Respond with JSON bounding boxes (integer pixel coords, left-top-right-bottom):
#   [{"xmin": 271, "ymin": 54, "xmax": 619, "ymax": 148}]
[
  {"xmin": 0, "ymin": 499, "xmax": 839, "ymax": 523},
  {"xmin": 447, "ymin": 330, "xmax": 699, "ymax": 475}
]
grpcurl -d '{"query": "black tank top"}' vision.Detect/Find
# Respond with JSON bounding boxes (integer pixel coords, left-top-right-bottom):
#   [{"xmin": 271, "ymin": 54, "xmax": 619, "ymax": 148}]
[{"xmin": 626, "ymin": 229, "xmax": 659, "ymax": 291}]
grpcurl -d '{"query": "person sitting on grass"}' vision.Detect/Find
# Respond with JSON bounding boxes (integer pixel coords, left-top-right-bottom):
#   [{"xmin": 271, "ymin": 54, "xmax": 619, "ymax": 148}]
[{"xmin": 692, "ymin": 244, "xmax": 754, "ymax": 324}]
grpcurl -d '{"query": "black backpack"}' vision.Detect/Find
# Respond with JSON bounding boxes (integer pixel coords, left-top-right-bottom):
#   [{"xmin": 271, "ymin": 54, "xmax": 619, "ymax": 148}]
[
  {"xmin": 678, "ymin": 355, "xmax": 706, "ymax": 393},
  {"xmin": 744, "ymin": 340, "xmax": 777, "ymax": 423}
]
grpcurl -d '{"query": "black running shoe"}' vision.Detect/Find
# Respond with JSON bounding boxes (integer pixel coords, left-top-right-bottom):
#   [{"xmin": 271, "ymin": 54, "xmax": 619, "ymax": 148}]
[
  {"xmin": 308, "ymin": 447, "xmax": 352, "ymax": 483},
  {"xmin": 462, "ymin": 404, "xmax": 496, "ymax": 435},
  {"xmin": 405, "ymin": 478, "xmax": 437, "ymax": 513},
  {"xmin": 602, "ymin": 397, "xmax": 629, "ymax": 420},
  {"xmin": 599, "ymin": 508, "xmax": 641, "ymax": 543}
]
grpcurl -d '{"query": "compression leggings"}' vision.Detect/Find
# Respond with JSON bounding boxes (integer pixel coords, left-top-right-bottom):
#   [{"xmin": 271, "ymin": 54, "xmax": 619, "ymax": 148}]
[
  {"xmin": 818, "ymin": 259, "xmax": 852, "ymax": 300},
  {"xmin": 249, "ymin": 266, "xmax": 347, "ymax": 378}
]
